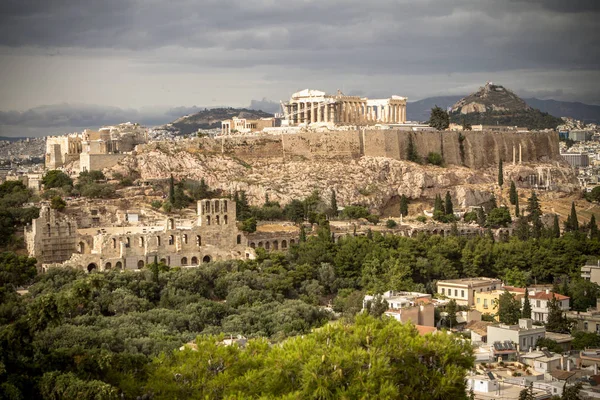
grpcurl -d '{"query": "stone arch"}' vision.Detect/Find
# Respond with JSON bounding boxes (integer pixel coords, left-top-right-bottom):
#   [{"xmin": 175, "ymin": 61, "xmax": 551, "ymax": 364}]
[
  {"xmin": 223, "ymin": 200, "xmax": 228, "ymax": 212},
  {"xmin": 126, "ymin": 237, "xmax": 131, "ymax": 247},
  {"xmin": 112, "ymin": 238, "xmax": 117, "ymax": 248},
  {"xmin": 202, "ymin": 255, "xmax": 211, "ymax": 263},
  {"xmin": 160, "ymin": 258, "xmax": 167, "ymax": 264},
  {"xmin": 258, "ymin": 241, "xmax": 263, "ymax": 248},
  {"xmin": 265, "ymin": 242, "xmax": 270, "ymax": 250},
  {"xmin": 183, "ymin": 234, "xmax": 188, "ymax": 244},
  {"xmin": 137, "ymin": 260, "xmax": 144, "ymax": 269},
  {"xmin": 191, "ymin": 256, "xmax": 198, "ymax": 265},
  {"xmin": 281, "ymin": 240, "xmax": 287, "ymax": 249},
  {"xmin": 87, "ymin": 263, "xmax": 97, "ymax": 273},
  {"xmin": 224, "ymin": 215, "xmax": 228, "ymax": 225},
  {"xmin": 237, "ymin": 234, "xmax": 242, "ymax": 245},
  {"xmin": 196, "ymin": 235, "xmax": 201, "ymax": 246},
  {"xmin": 250, "ymin": 242, "xmax": 256, "ymax": 249},
  {"xmin": 273, "ymin": 240, "xmax": 278, "ymax": 250},
  {"xmin": 181, "ymin": 257, "xmax": 188, "ymax": 266},
  {"xmin": 169, "ymin": 235, "xmax": 174, "ymax": 245},
  {"xmin": 290, "ymin": 239, "xmax": 295, "ymax": 245},
  {"xmin": 206, "ymin": 215, "xmax": 211, "ymax": 225},
  {"xmin": 105, "ymin": 262, "xmax": 112, "ymax": 270},
  {"xmin": 167, "ymin": 218, "xmax": 175, "ymax": 230},
  {"xmin": 139, "ymin": 237, "xmax": 145, "ymax": 247},
  {"xmin": 115, "ymin": 261, "xmax": 123, "ymax": 269},
  {"xmin": 78, "ymin": 241, "xmax": 85, "ymax": 253},
  {"xmin": 156, "ymin": 236, "xmax": 161, "ymax": 246},
  {"xmin": 216, "ymin": 215, "xmax": 220, "ymax": 225},
  {"xmin": 46, "ymin": 223, "xmax": 51, "ymax": 235},
  {"xmin": 214, "ymin": 200, "xmax": 220, "ymax": 212}
]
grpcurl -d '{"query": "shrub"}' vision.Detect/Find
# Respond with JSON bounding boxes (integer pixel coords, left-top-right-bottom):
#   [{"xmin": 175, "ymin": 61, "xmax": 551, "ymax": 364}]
[
  {"xmin": 366, "ymin": 214, "xmax": 379, "ymax": 225},
  {"xmin": 426, "ymin": 152, "xmax": 444, "ymax": 166},
  {"xmin": 341, "ymin": 205, "xmax": 370, "ymax": 220},
  {"xmin": 50, "ymin": 196, "xmax": 66, "ymax": 211},
  {"xmin": 386, "ymin": 219, "xmax": 397, "ymax": 228},
  {"xmin": 416, "ymin": 215, "xmax": 427, "ymax": 223},
  {"xmin": 151, "ymin": 200, "xmax": 163, "ymax": 209}
]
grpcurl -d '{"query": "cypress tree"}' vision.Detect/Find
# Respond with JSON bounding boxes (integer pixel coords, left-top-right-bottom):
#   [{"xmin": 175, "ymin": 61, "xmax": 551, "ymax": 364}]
[
  {"xmin": 444, "ymin": 191, "xmax": 454, "ymax": 216},
  {"xmin": 569, "ymin": 202, "xmax": 579, "ymax": 232},
  {"xmin": 522, "ymin": 289, "xmax": 532, "ymax": 319},
  {"xmin": 264, "ymin": 193, "xmax": 270, "ymax": 206},
  {"xmin": 553, "ymin": 214, "xmax": 561, "ymax": 238},
  {"xmin": 330, "ymin": 189, "xmax": 338, "ymax": 218},
  {"xmin": 169, "ymin": 174, "xmax": 175, "ymax": 205},
  {"xmin": 526, "ymin": 191, "xmax": 541, "ymax": 220},
  {"xmin": 498, "ymin": 159, "xmax": 504, "ymax": 187},
  {"xmin": 590, "ymin": 214, "xmax": 599, "ymax": 240},
  {"xmin": 515, "ymin": 196, "xmax": 520, "ymax": 217},
  {"xmin": 400, "ymin": 194, "xmax": 409, "ymax": 217},
  {"xmin": 407, "ymin": 134, "xmax": 420, "ymax": 163},
  {"xmin": 509, "ymin": 181, "xmax": 517, "ymax": 205},
  {"xmin": 299, "ymin": 225, "xmax": 307, "ymax": 243}
]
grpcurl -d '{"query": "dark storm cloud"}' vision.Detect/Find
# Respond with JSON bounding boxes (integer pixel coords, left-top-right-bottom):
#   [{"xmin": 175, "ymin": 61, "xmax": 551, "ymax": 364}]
[{"xmin": 0, "ymin": 0, "xmax": 598, "ymax": 75}]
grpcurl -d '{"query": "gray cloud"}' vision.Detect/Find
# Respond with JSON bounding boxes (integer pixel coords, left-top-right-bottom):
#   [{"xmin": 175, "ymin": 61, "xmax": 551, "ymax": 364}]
[{"xmin": 0, "ymin": 0, "xmax": 598, "ymax": 117}]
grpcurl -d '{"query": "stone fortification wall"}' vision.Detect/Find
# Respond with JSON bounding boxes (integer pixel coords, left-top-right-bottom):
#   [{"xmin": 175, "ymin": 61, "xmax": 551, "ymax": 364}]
[
  {"xmin": 203, "ymin": 129, "xmax": 561, "ymax": 168},
  {"xmin": 80, "ymin": 153, "xmax": 127, "ymax": 172}
]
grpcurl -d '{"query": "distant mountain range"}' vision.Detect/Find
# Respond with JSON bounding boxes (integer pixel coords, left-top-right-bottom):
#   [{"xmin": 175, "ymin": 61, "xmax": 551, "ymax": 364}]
[{"xmin": 407, "ymin": 94, "xmax": 600, "ymax": 124}]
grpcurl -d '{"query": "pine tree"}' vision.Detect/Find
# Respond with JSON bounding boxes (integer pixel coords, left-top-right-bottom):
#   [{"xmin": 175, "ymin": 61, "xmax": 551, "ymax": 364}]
[
  {"xmin": 497, "ymin": 290, "xmax": 521, "ymax": 325},
  {"xmin": 445, "ymin": 191, "xmax": 454, "ymax": 216},
  {"xmin": 515, "ymin": 216, "xmax": 530, "ymax": 241},
  {"xmin": 509, "ymin": 181, "xmax": 518, "ymax": 205},
  {"xmin": 498, "ymin": 159, "xmax": 504, "ymax": 187},
  {"xmin": 238, "ymin": 190, "xmax": 251, "ymax": 221},
  {"xmin": 522, "ymin": 289, "xmax": 532, "ymax": 319},
  {"xmin": 169, "ymin": 174, "xmax": 175, "ymax": 205},
  {"xmin": 428, "ymin": 106, "xmax": 450, "ymax": 131},
  {"xmin": 445, "ymin": 299, "xmax": 458, "ymax": 328},
  {"xmin": 489, "ymin": 195, "xmax": 498, "ymax": 211},
  {"xmin": 477, "ymin": 208, "xmax": 486, "ymax": 227},
  {"xmin": 518, "ymin": 384, "xmax": 535, "ymax": 400},
  {"xmin": 399, "ymin": 194, "xmax": 409, "ymax": 217},
  {"xmin": 553, "ymin": 214, "xmax": 561, "ymax": 238}
]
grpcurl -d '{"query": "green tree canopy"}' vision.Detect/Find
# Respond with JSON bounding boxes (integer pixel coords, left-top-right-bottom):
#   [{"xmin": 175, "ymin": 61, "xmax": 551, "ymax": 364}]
[
  {"xmin": 429, "ymin": 106, "xmax": 450, "ymax": 131},
  {"xmin": 42, "ymin": 170, "xmax": 73, "ymax": 189},
  {"xmin": 497, "ymin": 290, "xmax": 521, "ymax": 325}
]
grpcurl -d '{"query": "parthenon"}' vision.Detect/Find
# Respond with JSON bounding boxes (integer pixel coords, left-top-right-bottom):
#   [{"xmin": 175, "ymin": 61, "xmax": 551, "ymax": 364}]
[{"xmin": 282, "ymin": 89, "xmax": 407, "ymax": 126}]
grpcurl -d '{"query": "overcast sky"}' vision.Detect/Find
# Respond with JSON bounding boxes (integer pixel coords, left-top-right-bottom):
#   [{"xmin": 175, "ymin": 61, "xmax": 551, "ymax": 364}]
[{"xmin": 0, "ymin": 0, "xmax": 599, "ymax": 124}]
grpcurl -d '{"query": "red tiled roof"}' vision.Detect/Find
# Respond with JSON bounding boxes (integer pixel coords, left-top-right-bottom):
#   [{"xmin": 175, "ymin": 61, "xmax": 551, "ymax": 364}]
[
  {"xmin": 529, "ymin": 292, "xmax": 569, "ymax": 301},
  {"xmin": 502, "ymin": 286, "xmax": 526, "ymax": 293},
  {"xmin": 415, "ymin": 325, "xmax": 437, "ymax": 336}
]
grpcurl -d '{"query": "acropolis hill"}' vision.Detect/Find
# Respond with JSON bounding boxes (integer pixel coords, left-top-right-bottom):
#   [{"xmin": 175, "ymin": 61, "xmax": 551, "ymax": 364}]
[{"xmin": 108, "ymin": 128, "xmax": 578, "ymax": 213}]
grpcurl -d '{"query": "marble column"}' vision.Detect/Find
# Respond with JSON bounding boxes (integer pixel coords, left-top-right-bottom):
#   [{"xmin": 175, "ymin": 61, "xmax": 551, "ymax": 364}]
[{"xmin": 311, "ymin": 102, "xmax": 316, "ymax": 123}]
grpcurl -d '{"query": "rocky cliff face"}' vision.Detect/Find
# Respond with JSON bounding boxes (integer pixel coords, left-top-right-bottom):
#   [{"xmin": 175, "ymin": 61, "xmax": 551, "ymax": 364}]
[{"xmin": 109, "ymin": 136, "xmax": 578, "ymax": 213}]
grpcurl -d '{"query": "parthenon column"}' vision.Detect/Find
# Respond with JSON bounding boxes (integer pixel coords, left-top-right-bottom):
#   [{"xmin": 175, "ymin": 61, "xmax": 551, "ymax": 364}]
[
  {"xmin": 395, "ymin": 105, "xmax": 400, "ymax": 123},
  {"xmin": 311, "ymin": 102, "xmax": 316, "ymax": 123}
]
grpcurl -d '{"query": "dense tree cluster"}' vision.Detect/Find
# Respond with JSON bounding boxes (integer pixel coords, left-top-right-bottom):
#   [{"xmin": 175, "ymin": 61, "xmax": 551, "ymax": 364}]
[
  {"xmin": 145, "ymin": 315, "xmax": 474, "ymax": 400},
  {"xmin": 0, "ymin": 181, "xmax": 39, "ymax": 248}
]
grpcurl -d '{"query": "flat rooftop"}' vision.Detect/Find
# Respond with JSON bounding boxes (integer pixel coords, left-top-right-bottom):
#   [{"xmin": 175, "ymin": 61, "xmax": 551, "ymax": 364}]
[{"xmin": 438, "ymin": 277, "xmax": 502, "ymax": 285}]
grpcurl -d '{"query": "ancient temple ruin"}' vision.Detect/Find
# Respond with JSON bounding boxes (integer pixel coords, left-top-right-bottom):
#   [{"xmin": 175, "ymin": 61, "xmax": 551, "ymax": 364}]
[{"xmin": 281, "ymin": 89, "xmax": 407, "ymax": 126}]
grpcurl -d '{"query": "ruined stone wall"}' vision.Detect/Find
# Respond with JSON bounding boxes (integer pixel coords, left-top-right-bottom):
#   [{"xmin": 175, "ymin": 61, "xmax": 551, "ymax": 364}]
[
  {"xmin": 204, "ymin": 129, "xmax": 562, "ymax": 169},
  {"xmin": 26, "ymin": 206, "xmax": 78, "ymax": 265},
  {"xmin": 80, "ymin": 153, "xmax": 127, "ymax": 172}
]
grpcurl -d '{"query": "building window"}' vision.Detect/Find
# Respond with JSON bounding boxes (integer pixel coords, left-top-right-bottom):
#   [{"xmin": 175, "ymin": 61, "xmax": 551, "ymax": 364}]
[
  {"xmin": 214, "ymin": 200, "xmax": 219, "ymax": 212},
  {"xmin": 223, "ymin": 201, "xmax": 227, "ymax": 212},
  {"xmin": 181, "ymin": 257, "xmax": 188, "ymax": 266},
  {"xmin": 584, "ymin": 322, "xmax": 588, "ymax": 331},
  {"xmin": 216, "ymin": 215, "xmax": 220, "ymax": 225},
  {"xmin": 461, "ymin": 290, "xmax": 465, "ymax": 298},
  {"xmin": 224, "ymin": 215, "xmax": 228, "ymax": 225},
  {"xmin": 139, "ymin": 237, "xmax": 144, "ymax": 247},
  {"xmin": 169, "ymin": 235, "xmax": 174, "ymax": 245},
  {"xmin": 206, "ymin": 216, "xmax": 211, "ymax": 225},
  {"xmin": 126, "ymin": 237, "xmax": 130, "ymax": 248},
  {"xmin": 536, "ymin": 300, "xmax": 541, "ymax": 307},
  {"xmin": 441, "ymin": 288, "xmax": 445, "ymax": 295},
  {"xmin": 454, "ymin": 289, "xmax": 458, "ymax": 297},
  {"xmin": 484, "ymin": 299, "xmax": 488, "ymax": 309},
  {"xmin": 183, "ymin": 234, "xmax": 188, "ymax": 244},
  {"xmin": 112, "ymin": 238, "xmax": 117, "ymax": 248},
  {"xmin": 196, "ymin": 235, "xmax": 201, "ymax": 246},
  {"xmin": 477, "ymin": 298, "xmax": 480, "ymax": 304},
  {"xmin": 237, "ymin": 234, "xmax": 242, "ymax": 245},
  {"xmin": 156, "ymin": 236, "xmax": 161, "ymax": 246}
]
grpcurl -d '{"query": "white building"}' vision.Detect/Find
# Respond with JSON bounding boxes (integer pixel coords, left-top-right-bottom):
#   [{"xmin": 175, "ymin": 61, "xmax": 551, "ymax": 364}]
[
  {"xmin": 436, "ymin": 277, "xmax": 502, "ymax": 306},
  {"xmin": 487, "ymin": 319, "xmax": 546, "ymax": 352},
  {"xmin": 525, "ymin": 290, "xmax": 570, "ymax": 323}
]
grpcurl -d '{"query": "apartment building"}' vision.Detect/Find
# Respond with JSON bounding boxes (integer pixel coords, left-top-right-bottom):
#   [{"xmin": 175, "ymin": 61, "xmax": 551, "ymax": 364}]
[
  {"xmin": 436, "ymin": 277, "xmax": 502, "ymax": 306},
  {"xmin": 525, "ymin": 290, "xmax": 570, "ymax": 323}
]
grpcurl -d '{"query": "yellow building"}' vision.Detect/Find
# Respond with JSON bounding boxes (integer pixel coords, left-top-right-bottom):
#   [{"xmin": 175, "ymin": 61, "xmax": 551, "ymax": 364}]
[{"xmin": 474, "ymin": 288, "xmax": 525, "ymax": 320}]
